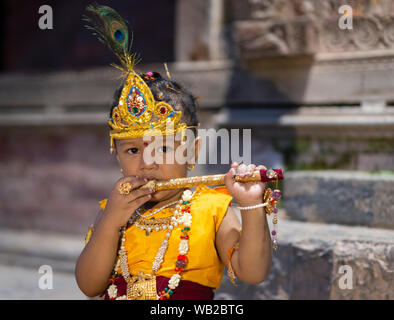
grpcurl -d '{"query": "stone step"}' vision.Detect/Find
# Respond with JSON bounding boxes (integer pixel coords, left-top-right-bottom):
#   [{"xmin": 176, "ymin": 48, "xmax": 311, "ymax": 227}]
[
  {"xmin": 216, "ymin": 219, "xmax": 394, "ymax": 300},
  {"xmin": 1, "ymin": 219, "xmax": 393, "ymax": 300},
  {"xmin": 0, "ymin": 229, "xmax": 84, "ymax": 274},
  {"xmin": 284, "ymin": 170, "xmax": 394, "ymax": 230}
]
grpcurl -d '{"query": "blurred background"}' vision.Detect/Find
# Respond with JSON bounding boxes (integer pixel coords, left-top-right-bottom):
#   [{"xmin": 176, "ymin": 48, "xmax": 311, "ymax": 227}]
[{"xmin": 0, "ymin": 0, "xmax": 393, "ymax": 299}]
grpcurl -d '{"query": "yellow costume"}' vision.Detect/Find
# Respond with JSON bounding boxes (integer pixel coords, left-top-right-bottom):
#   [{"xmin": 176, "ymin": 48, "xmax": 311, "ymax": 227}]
[
  {"xmin": 81, "ymin": 3, "xmax": 282, "ymax": 301},
  {"xmin": 98, "ymin": 185, "xmax": 232, "ymax": 289}
]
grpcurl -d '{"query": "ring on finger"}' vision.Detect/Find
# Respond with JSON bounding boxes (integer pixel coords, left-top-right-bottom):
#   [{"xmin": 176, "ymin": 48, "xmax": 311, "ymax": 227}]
[{"xmin": 118, "ymin": 182, "xmax": 133, "ymax": 195}]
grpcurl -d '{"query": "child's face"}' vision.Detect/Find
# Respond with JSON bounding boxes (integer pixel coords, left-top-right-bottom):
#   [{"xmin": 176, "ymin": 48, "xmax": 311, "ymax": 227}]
[{"xmin": 115, "ymin": 135, "xmax": 199, "ymax": 202}]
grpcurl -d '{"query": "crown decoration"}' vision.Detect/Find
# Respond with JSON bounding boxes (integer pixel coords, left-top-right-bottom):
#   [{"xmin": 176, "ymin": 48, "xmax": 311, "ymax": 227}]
[{"xmin": 84, "ymin": 4, "xmax": 190, "ymax": 154}]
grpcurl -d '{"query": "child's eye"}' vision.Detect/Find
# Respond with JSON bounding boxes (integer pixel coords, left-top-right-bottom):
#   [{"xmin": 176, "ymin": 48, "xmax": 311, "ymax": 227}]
[
  {"xmin": 158, "ymin": 146, "xmax": 171, "ymax": 153},
  {"xmin": 127, "ymin": 147, "xmax": 139, "ymax": 155}
]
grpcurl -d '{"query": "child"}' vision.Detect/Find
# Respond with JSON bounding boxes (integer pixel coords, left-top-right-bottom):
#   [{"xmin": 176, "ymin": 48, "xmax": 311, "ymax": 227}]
[{"xmin": 75, "ymin": 4, "xmax": 273, "ymax": 300}]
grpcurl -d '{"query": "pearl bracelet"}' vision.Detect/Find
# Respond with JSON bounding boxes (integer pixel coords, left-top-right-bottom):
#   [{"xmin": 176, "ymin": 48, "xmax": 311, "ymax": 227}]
[
  {"xmin": 236, "ymin": 202, "xmax": 268, "ymax": 211},
  {"xmin": 235, "ymin": 187, "xmax": 282, "ymax": 251}
]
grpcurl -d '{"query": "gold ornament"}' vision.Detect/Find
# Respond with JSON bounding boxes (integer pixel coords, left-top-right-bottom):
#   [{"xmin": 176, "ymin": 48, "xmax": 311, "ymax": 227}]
[
  {"xmin": 135, "ymin": 216, "xmax": 174, "ymax": 236},
  {"xmin": 263, "ymin": 188, "xmax": 273, "ymax": 215},
  {"xmin": 83, "ymin": 4, "xmax": 196, "ymax": 154},
  {"xmin": 108, "ymin": 72, "xmax": 190, "ymax": 151},
  {"xmin": 118, "ymin": 182, "xmax": 133, "ymax": 195},
  {"xmin": 126, "ymin": 271, "xmax": 157, "ymax": 300},
  {"xmin": 84, "ymin": 226, "xmax": 94, "ymax": 245}
]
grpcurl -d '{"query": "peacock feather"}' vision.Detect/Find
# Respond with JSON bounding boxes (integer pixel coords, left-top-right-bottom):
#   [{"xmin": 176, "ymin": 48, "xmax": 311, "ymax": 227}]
[{"xmin": 83, "ymin": 3, "xmax": 140, "ymax": 74}]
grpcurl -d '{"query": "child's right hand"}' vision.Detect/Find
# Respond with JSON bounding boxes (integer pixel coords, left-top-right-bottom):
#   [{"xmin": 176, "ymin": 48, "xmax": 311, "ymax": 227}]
[{"xmin": 101, "ymin": 176, "xmax": 153, "ymax": 230}]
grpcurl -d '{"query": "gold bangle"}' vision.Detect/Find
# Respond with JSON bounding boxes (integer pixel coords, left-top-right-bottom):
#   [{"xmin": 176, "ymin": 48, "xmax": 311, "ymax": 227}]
[
  {"xmin": 227, "ymin": 239, "xmax": 240, "ymax": 286},
  {"xmin": 85, "ymin": 226, "xmax": 94, "ymax": 244}
]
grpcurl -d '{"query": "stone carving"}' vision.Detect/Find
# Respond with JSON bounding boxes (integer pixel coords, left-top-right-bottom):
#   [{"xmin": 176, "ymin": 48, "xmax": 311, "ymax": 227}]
[
  {"xmin": 235, "ymin": 21, "xmax": 290, "ymax": 56},
  {"xmin": 235, "ymin": 0, "xmax": 394, "ymax": 57},
  {"xmin": 382, "ymin": 20, "xmax": 394, "ymax": 47},
  {"xmin": 352, "ymin": 18, "xmax": 381, "ymax": 50}
]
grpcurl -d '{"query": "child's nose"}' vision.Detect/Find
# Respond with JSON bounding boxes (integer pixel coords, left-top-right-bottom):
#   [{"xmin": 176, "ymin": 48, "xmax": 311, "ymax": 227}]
[{"xmin": 139, "ymin": 153, "xmax": 160, "ymax": 169}]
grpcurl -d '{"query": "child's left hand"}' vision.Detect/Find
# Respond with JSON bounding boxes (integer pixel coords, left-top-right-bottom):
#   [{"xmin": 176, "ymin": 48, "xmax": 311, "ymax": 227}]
[{"xmin": 224, "ymin": 162, "xmax": 267, "ymax": 207}]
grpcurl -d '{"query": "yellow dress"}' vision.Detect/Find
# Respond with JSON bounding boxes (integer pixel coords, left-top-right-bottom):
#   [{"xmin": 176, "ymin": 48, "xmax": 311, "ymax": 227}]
[{"xmin": 97, "ymin": 184, "xmax": 232, "ymax": 289}]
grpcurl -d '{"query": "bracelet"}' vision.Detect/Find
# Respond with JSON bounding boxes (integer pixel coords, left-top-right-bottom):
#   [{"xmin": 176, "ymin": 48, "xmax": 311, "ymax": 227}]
[
  {"xmin": 236, "ymin": 202, "xmax": 268, "ymax": 211},
  {"xmin": 227, "ymin": 229, "xmax": 241, "ymax": 286},
  {"xmin": 84, "ymin": 225, "xmax": 94, "ymax": 245},
  {"xmin": 227, "ymin": 244, "xmax": 238, "ymax": 286},
  {"xmin": 236, "ymin": 186, "xmax": 282, "ymax": 251}
]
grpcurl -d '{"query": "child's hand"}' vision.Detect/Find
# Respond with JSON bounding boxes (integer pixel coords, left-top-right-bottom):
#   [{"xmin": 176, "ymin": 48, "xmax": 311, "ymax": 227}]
[
  {"xmin": 224, "ymin": 162, "xmax": 267, "ymax": 207},
  {"xmin": 102, "ymin": 176, "xmax": 153, "ymax": 230}
]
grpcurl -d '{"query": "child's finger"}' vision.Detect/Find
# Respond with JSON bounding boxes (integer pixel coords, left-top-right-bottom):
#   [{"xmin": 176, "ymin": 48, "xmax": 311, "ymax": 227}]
[
  {"xmin": 228, "ymin": 167, "xmax": 236, "ymax": 178},
  {"xmin": 256, "ymin": 164, "xmax": 267, "ymax": 170},
  {"xmin": 231, "ymin": 162, "xmax": 239, "ymax": 169},
  {"xmin": 130, "ymin": 193, "xmax": 152, "ymax": 211},
  {"xmin": 126, "ymin": 187, "xmax": 153, "ymax": 204},
  {"xmin": 238, "ymin": 163, "xmax": 247, "ymax": 177},
  {"xmin": 246, "ymin": 164, "xmax": 256, "ymax": 176},
  {"xmin": 116, "ymin": 176, "xmax": 147, "ymax": 193},
  {"xmin": 224, "ymin": 167, "xmax": 236, "ymax": 187}
]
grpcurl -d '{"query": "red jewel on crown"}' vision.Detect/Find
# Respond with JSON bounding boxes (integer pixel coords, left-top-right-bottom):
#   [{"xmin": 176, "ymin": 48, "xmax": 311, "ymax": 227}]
[{"xmin": 160, "ymin": 106, "xmax": 167, "ymax": 114}]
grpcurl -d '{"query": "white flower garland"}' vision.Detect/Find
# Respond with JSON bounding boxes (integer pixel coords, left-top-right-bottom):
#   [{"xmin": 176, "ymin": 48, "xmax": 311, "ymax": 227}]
[
  {"xmin": 168, "ymin": 273, "xmax": 181, "ymax": 290},
  {"xmin": 111, "ymin": 188, "xmax": 197, "ymax": 300},
  {"xmin": 158, "ymin": 189, "xmax": 194, "ymax": 299},
  {"xmin": 107, "ymin": 284, "xmax": 118, "ymax": 299},
  {"xmin": 178, "ymin": 240, "xmax": 189, "ymax": 255},
  {"xmin": 182, "ymin": 190, "xmax": 193, "ymax": 201}
]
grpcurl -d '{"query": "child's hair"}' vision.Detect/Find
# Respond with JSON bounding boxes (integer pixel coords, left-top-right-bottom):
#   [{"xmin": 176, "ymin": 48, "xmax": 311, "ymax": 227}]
[{"xmin": 109, "ymin": 72, "xmax": 200, "ymax": 147}]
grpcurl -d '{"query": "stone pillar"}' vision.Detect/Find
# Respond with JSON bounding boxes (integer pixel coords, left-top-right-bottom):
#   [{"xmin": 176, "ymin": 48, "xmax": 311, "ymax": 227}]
[
  {"xmin": 208, "ymin": 0, "xmax": 225, "ymax": 60},
  {"xmin": 175, "ymin": 0, "xmax": 225, "ymax": 61}
]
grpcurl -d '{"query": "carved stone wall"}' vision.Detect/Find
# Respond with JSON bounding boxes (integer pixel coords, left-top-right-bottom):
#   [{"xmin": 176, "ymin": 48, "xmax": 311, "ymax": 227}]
[{"xmin": 232, "ymin": 0, "xmax": 394, "ymax": 58}]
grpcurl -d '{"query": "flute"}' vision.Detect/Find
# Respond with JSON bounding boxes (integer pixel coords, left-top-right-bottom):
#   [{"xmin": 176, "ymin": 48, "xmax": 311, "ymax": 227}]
[{"xmin": 139, "ymin": 168, "xmax": 283, "ymax": 191}]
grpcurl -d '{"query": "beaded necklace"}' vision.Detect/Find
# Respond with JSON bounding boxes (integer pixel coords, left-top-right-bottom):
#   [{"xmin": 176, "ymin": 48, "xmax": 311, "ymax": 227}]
[
  {"xmin": 116, "ymin": 188, "xmax": 199, "ymax": 300},
  {"xmin": 134, "ymin": 199, "xmax": 180, "ymax": 236},
  {"xmin": 135, "ymin": 199, "xmax": 179, "ymax": 218}
]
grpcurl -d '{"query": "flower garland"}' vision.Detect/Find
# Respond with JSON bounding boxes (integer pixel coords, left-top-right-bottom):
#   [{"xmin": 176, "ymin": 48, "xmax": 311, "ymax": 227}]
[
  {"xmin": 158, "ymin": 189, "xmax": 193, "ymax": 299},
  {"xmin": 107, "ymin": 259, "xmax": 126, "ymax": 300},
  {"xmin": 107, "ymin": 188, "xmax": 197, "ymax": 300}
]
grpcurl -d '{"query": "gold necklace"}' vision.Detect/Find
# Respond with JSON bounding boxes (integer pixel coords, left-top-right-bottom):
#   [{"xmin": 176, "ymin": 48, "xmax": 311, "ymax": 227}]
[
  {"xmin": 134, "ymin": 214, "xmax": 175, "ymax": 236},
  {"xmin": 115, "ymin": 188, "xmax": 198, "ymax": 300},
  {"xmin": 136, "ymin": 198, "xmax": 180, "ymax": 219},
  {"xmin": 133, "ymin": 192, "xmax": 185, "ymax": 236}
]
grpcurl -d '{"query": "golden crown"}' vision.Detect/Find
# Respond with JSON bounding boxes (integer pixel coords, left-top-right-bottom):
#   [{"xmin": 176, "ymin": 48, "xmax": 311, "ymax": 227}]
[
  {"xmin": 83, "ymin": 4, "xmax": 191, "ymax": 154},
  {"xmin": 108, "ymin": 71, "xmax": 189, "ymax": 153}
]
